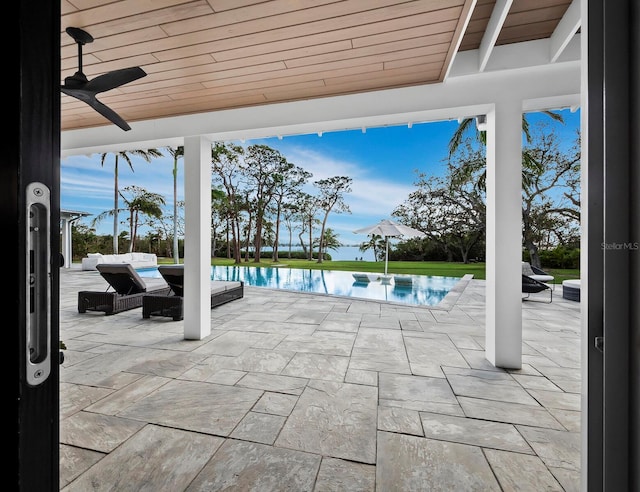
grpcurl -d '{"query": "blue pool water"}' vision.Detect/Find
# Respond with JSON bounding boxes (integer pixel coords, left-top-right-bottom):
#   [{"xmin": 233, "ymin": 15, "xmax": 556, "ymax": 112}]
[{"xmin": 137, "ymin": 266, "xmax": 459, "ymax": 307}]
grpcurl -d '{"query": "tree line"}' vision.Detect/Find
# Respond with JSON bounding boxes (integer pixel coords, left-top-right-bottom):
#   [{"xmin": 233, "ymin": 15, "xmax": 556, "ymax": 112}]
[
  {"xmin": 71, "ymin": 115, "xmax": 580, "ymax": 270},
  {"xmin": 392, "ymin": 117, "xmax": 580, "ymax": 268},
  {"xmin": 74, "ymin": 143, "xmax": 353, "ymax": 264}
]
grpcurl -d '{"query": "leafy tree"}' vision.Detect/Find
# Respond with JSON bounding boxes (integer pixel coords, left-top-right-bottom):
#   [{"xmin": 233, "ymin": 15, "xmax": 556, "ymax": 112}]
[
  {"xmin": 99, "ymin": 148, "xmax": 162, "ymax": 253},
  {"xmin": 71, "ymin": 223, "xmax": 99, "ymax": 259},
  {"xmin": 211, "ymin": 142, "xmax": 245, "ymax": 263},
  {"xmin": 521, "ymin": 128, "xmax": 580, "ymax": 267},
  {"xmin": 270, "ymin": 165, "xmax": 312, "ymax": 262},
  {"xmin": 240, "ymin": 189, "xmax": 255, "ymax": 262},
  {"xmin": 210, "ymin": 187, "xmax": 227, "ymax": 258},
  {"xmin": 281, "ymin": 202, "xmax": 302, "ymax": 259},
  {"xmin": 428, "ymin": 124, "xmax": 580, "ymax": 267},
  {"xmin": 164, "ymin": 146, "xmax": 184, "ymax": 263},
  {"xmin": 294, "ymin": 191, "xmax": 321, "ymax": 260},
  {"xmin": 450, "ymin": 128, "xmax": 580, "ymax": 268},
  {"xmin": 119, "ymin": 185, "xmax": 165, "ymax": 252},
  {"xmin": 448, "ymin": 111, "xmax": 567, "ymax": 194},
  {"xmin": 394, "ymin": 149, "xmax": 486, "ymax": 264},
  {"xmin": 448, "ymin": 111, "xmax": 565, "ymax": 156},
  {"xmin": 314, "ymin": 176, "xmax": 352, "ymax": 264},
  {"xmin": 146, "ymin": 200, "xmax": 184, "ymax": 258},
  {"xmin": 241, "ymin": 145, "xmax": 292, "ymax": 263}
]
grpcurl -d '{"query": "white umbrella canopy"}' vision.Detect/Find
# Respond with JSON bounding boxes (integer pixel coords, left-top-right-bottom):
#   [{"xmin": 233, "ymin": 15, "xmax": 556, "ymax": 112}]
[{"xmin": 353, "ymin": 219, "xmax": 426, "ymax": 275}]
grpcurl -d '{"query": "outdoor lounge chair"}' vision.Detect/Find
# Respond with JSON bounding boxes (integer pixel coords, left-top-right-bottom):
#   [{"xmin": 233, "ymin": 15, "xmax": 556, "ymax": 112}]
[
  {"xmin": 393, "ymin": 276, "xmax": 413, "ymax": 287},
  {"xmin": 522, "ymin": 261, "xmax": 555, "ymax": 288},
  {"xmin": 352, "ymin": 273, "xmax": 372, "ymax": 283},
  {"xmin": 142, "ymin": 265, "xmax": 244, "ymax": 320},
  {"xmin": 522, "ymin": 274, "xmax": 553, "ymax": 303},
  {"xmin": 78, "ymin": 263, "xmax": 171, "ymax": 315}
]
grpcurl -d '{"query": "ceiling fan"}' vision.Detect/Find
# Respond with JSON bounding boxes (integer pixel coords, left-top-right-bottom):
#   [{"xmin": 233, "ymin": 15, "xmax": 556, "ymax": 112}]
[{"xmin": 61, "ymin": 27, "xmax": 147, "ymax": 131}]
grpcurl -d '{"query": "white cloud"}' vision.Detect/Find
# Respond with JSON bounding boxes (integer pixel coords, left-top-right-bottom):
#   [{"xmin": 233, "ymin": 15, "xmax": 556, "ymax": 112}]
[
  {"xmin": 278, "ymin": 144, "xmax": 413, "ymax": 217},
  {"xmin": 270, "ymin": 144, "xmax": 416, "ymax": 244},
  {"xmin": 282, "ymin": 146, "xmax": 361, "ymax": 180}
]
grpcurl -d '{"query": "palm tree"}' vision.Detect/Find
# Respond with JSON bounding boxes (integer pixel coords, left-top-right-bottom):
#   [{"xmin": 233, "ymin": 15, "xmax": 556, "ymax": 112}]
[
  {"xmin": 99, "ymin": 148, "xmax": 163, "ymax": 254},
  {"xmin": 90, "ymin": 207, "xmax": 127, "ymax": 251},
  {"xmin": 447, "ymin": 111, "xmax": 566, "ymax": 192},
  {"xmin": 119, "ymin": 185, "xmax": 165, "ymax": 252},
  {"xmin": 164, "ymin": 146, "xmax": 184, "ymax": 263},
  {"xmin": 359, "ymin": 234, "xmax": 386, "ymax": 262},
  {"xmin": 312, "ymin": 228, "xmax": 341, "ymax": 260},
  {"xmin": 448, "ymin": 110, "xmax": 565, "ymax": 156}
]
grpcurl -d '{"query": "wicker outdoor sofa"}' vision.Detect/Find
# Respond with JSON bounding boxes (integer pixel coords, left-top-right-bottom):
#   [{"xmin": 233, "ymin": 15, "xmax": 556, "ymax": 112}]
[
  {"xmin": 142, "ymin": 265, "xmax": 244, "ymax": 321},
  {"xmin": 78, "ymin": 263, "xmax": 171, "ymax": 315}
]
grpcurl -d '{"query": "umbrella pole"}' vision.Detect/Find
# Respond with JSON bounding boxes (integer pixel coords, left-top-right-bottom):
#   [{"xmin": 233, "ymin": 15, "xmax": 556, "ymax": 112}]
[{"xmin": 384, "ymin": 237, "xmax": 389, "ymax": 275}]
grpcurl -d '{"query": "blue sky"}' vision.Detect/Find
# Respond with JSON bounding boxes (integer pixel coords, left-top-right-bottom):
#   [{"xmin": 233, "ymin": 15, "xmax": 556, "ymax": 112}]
[{"xmin": 61, "ymin": 108, "xmax": 580, "ymax": 246}]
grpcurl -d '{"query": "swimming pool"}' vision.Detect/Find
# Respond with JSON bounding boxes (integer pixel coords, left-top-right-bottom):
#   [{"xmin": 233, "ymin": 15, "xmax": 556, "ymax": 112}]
[{"xmin": 137, "ymin": 266, "xmax": 460, "ymax": 307}]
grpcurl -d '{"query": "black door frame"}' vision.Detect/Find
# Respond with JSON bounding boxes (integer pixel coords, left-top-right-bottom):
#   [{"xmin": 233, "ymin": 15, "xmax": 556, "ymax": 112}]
[
  {"xmin": 13, "ymin": 2, "xmax": 638, "ymax": 490},
  {"xmin": 585, "ymin": 0, "xmax": 639, "ymax": 490},
  {"xmin": 14, "ymin": 2, "xmax": 61, "ymax": 489}
]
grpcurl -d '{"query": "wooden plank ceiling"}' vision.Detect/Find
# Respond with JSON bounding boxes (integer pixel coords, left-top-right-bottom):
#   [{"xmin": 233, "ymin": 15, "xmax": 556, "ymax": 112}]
[{"xmin": 61, "ymin": 0, "xmax": 572, "ymax": 132}]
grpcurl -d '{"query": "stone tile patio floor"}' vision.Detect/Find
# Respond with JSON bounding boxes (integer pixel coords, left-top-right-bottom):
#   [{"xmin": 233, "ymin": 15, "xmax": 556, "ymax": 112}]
[{"xmin": 59, "ymin": 266, "xmax": 581, "ymax": 491}]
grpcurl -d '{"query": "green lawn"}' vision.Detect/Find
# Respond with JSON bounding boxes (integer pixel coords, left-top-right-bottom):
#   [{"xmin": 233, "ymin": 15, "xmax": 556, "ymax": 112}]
[
  {"xmin": 158, "ymin": 257, "xmax": 580, "ymax": 284},
  {"xmin": 536, "ymin": 267, "xmax": 581, "ymax": 285}
]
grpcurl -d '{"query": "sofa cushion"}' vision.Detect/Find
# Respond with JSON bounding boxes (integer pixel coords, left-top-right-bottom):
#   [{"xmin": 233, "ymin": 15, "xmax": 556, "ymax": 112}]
[
  {"xmin": 521, "ymin": 262, "xmax": 535, "ymax": 276},
  {"xmin": 531, "ymin": 274, "xmax": 554, "ymax": 283},
  {"xmin": 82, "ymin": 252, "xmax": 157, "ymax": 270},
  {"xmin": 131, "ymin": 252, "xmax": 155, "ymax": 262}
]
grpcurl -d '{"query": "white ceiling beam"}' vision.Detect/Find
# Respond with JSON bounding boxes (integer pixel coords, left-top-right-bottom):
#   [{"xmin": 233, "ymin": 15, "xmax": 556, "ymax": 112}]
[
  {"xmin": 451, "ymin": 38, "xmax": 580, "ymax": 77},
  {"xmin": 550, "ymin": 0, "xmax": 581, "ymax": 62},
  {"xmin": 442, "ymin": 0, "xmax": 477, "ymax": 80},
  {"xmin": 478, "ymin": 0, "xmax": 513, "ymax": 72}
]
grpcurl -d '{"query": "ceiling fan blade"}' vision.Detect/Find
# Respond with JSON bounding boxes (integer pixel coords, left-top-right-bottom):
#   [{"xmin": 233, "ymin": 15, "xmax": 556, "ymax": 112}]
[
  {"xmin": 88, "ymin": 98, "xmax": 132, "ymax": 131},
  {"xmin": 62, "ymin": 88, "xmax": 132, "ymax": 131},
  {"xmin": 84, "ymin": 67, "xmax": 147, "ymax": 94},
  {"xmin": 61, "ymin": 86, "xmax": 92, "ymax": 103}
]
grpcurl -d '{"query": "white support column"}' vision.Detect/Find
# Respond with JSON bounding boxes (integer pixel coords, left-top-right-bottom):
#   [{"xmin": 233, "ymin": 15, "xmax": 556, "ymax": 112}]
[
  {"xmin": 183, "ymin": 136, "xmax": 211, "ymax": 340},
  {"xmin": 485, "ymin": 100, "xmax": 523, "ymax": 368}
]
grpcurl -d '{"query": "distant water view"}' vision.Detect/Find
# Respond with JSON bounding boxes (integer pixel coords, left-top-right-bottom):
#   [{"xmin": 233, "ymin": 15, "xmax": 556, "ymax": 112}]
[
  {"xmin": 324, "ymin": 245, "xmax": 375, "ymax": 261},
  {"xmin": 263, "ymin": 245, "xmax": 375, "ymax": 262}
]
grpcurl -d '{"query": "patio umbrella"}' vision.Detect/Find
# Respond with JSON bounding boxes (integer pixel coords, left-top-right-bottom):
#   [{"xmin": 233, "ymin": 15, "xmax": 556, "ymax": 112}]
[{"xmin": 353, "ymin": 219, "xmax": 426, "ymax": 275}]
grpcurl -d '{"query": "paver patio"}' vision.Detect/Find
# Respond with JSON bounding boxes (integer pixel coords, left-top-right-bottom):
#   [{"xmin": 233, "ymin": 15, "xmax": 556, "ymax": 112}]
[{"xmin": 59, "ymin": 265, "xmax": 581, "ymax": 491}]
